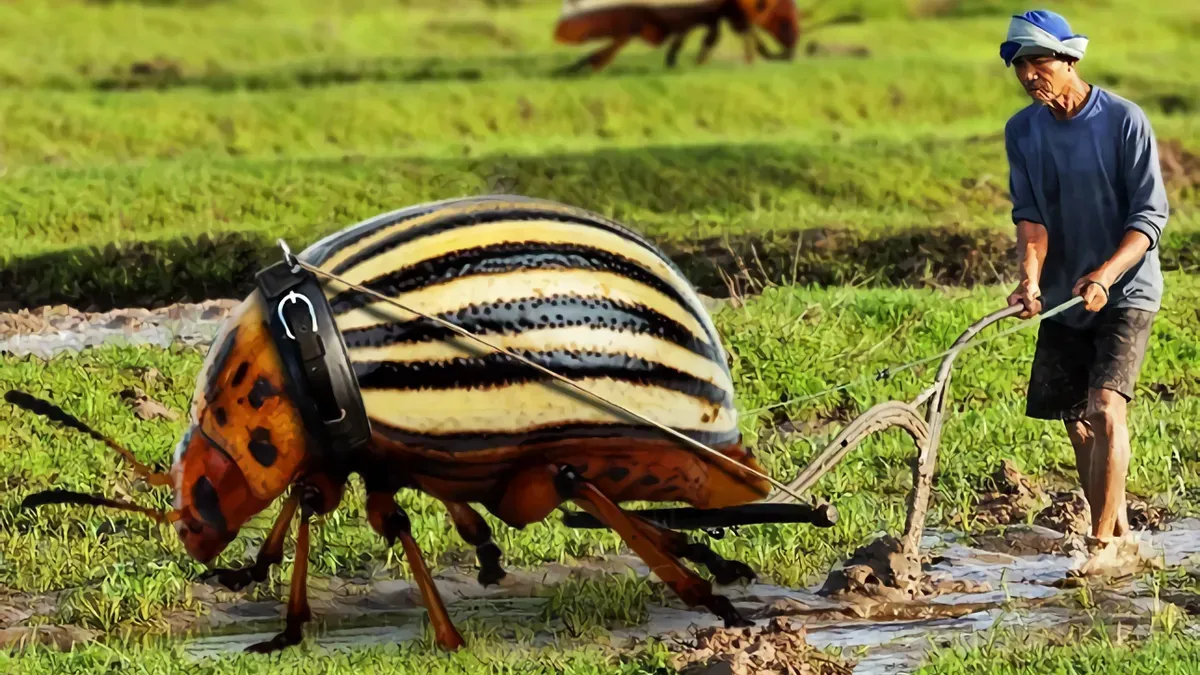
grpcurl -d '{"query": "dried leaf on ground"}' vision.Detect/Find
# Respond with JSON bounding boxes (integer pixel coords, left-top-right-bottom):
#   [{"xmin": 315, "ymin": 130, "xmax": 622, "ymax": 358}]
[{"xmin": 119, "ymin": 386, "xmax": 180, "ymax": 421}]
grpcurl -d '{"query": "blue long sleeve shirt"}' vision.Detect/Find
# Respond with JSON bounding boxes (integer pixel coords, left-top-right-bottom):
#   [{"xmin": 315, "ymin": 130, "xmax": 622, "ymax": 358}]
[{"xmin": 1005, "ymin": 85, "xmax": 1169, "ymax": 329}]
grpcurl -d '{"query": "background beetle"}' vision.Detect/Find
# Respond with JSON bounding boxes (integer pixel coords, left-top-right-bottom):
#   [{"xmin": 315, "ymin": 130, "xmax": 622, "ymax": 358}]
[
  {"xmin": 553, "ymin": 0, "xmax": 802, "ymax": 73},
  {"xmin": 12, "ymin": 195, "xmax": 792, "ymax": 653}
]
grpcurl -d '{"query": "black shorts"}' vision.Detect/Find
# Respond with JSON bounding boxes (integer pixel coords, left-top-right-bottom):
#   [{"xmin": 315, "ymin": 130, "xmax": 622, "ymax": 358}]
[{"xmin": 1025, "ymin": 307, "xmax": 1156, "ymax": 421}]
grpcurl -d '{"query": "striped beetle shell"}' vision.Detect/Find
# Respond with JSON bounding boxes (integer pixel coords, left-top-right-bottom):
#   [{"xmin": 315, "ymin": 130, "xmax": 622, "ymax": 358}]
[{"xmin": 300, "ymin": 194, "xmax": 741, "ymax": 454}]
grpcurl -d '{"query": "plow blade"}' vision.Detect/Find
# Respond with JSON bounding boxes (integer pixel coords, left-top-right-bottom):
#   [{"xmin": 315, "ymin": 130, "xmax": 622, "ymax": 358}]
[{"xmin": 560, "ymin": 501, "xmax": 838, "ymax": 531}]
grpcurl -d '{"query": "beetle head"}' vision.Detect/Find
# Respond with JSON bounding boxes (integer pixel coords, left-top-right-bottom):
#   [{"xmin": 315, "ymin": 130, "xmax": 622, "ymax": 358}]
[
  {"xmin": 762, "ymin": 0, "xmax": 800, "ymax": 59},
  {"xmin": 739, "ymin": 0, "xmax": 799, "ymax": 59},
  {"xmin": 11, "ymin": 290, "xmax": 316, "ymax": 565},
  {"xmin": 169, "ymin": 291, "xmax": 315, "ymax": 562}
]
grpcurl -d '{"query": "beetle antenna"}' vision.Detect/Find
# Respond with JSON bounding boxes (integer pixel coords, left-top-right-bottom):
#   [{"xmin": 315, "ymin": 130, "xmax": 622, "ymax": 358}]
[
  {"xmin": 4, "ymin": 390, "xmax": 173, "ymax": 487},
  {"xmin": 22, "ymin": 488, "xmax": 181, "ymax": 525}
]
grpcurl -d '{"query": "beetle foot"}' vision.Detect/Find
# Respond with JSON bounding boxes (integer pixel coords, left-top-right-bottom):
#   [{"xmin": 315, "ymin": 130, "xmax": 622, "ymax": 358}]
[
  {"xmin": 711, "ymin": 595, "xmax": 754, "ymax": 628},
  {"xmin": 710, "ymin": 559, "xmax": 757, "ymax": 586},
  {"xmin": 201, "ymin": 566, "xmax": 259, "ymax": 592},
  {"xmin": 476, "ymin": 542, "xmax": 507, "ymax": 587},
  {"xmin": 245, "ymin": 626, "xmax": 304, "ymax": 654},
  {"xmin": 675, "ymin": 542, "xmax": 756, "ymax": 586}
]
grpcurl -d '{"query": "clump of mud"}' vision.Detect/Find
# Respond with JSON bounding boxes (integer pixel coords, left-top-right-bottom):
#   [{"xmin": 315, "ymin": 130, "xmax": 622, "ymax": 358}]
[
  {"xmin": 816, "ymin": 535, "xmax": 990, "ymax": 606},
  {"xmin": 670, "ymin": 617, "xmax": 854, "ymax": 675},
  {"xmin": 967, "ymin": 459, "xmax": 1047, "ymax": 528},
  {"xmin": 960, "ymin": 460, "xmax": 1171, "ymax": 538}
]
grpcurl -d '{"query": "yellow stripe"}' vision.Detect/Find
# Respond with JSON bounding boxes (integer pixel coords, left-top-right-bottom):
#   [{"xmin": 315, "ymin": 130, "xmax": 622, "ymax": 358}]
[
  {"xmin": 332, "ymin": 219, "xmax": 709, "ymax": 327},
  {"xmin": 560, "ymin": 0, "xmax": 715, "ymax": 19},
  {"xmin": 333, "ymin": 268, "xmax": 714, "ymax": 346},
  {"xmin": 346, "ymin": 325, "xmax": 734, "ymax": 394},
  {"xmin": 316, "ymin": 200, "xmax": 595, "ymax": 281},
  {"xmin": 361, "ymin": 378, "xmax": 737, "ymax": 436}
]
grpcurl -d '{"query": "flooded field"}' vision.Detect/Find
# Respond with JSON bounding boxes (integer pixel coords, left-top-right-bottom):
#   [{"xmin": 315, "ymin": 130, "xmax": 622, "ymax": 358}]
[{"xmin": 141, "ymin": 517, "xmax": 1199, "ymax": 674}]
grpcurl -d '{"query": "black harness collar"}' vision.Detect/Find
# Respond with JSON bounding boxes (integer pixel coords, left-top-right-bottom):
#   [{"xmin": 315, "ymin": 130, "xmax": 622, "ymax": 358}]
[{"xmin": 255, "ymin": 257, "xmax": 371, "ymax": 474}]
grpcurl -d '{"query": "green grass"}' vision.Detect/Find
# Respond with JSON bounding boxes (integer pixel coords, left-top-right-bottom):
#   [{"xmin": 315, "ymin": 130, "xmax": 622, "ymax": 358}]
[
  {"xmin": 2, "ymin": 274, "xmax": 1197, "ymax": 637},
  {"xmin": 6, "ymin": 59, "xmax": 1198, "ymax": 168},
  {"xmin": 0, "ymin": 0, "xmax": 1194, "ymax": 91},
  {"xmin": 1, "ymin": 0, "xmax": 1198, "ymax": 312},
  {"xmin": 1, "ymin": 0, "xmax": 1197, "ymax": 311},
  {"xmin": 3, "ymin": 127, "xmax": 1198, "ymax": 310},
  {"xmin": 3, "ymin": 0, "xmax": 1200, "ymax": 671},
  {"xmin": 0, "ymin": 636, "xmax": 680, "ymax": 675},
  {"xmin": 918, "ymin": 624, "xmax": 1200, "ymax": 674}
]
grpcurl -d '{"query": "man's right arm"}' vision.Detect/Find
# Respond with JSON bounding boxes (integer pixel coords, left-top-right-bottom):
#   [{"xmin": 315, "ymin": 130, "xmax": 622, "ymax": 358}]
[
  {"xmin": 1005, "ymin": 122, "xmax": 1048, "ymax": 317},
  {"xmin": 1011, "ymin": 219, "xmax": 1049, "ymax": 316}
]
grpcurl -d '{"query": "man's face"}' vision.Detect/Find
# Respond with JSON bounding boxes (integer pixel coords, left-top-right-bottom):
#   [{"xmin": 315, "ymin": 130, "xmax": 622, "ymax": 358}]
[{"xmin": 1013, "ymin": 54, "xmax": 1074, "ymax": 103}]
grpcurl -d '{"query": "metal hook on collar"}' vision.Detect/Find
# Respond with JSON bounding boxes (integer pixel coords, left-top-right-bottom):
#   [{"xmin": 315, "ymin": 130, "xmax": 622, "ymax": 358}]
[
  {"xmin": 278, "ymin": 291, "xmax": 318, "ymax": 340},
  {"xmin": 277, "ymin": 238, "xmax": 300, "ymax": 273}
]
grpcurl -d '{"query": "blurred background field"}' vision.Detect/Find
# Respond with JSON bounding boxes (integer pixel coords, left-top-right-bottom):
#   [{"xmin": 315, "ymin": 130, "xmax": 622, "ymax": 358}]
[
  {"xmin": 1, "ymin": 0, "xmax": 1197, "ymax": 309},
  {"xmin": 1, "ymin": 0, "xmax": 1199, "ymax": 672}
]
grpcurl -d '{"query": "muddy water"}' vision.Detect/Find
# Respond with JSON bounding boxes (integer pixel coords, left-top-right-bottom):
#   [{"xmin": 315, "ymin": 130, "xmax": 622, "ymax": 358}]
[{"xmin": 174, "ymin": 519, "xmax": 1200, "ymax": 673}]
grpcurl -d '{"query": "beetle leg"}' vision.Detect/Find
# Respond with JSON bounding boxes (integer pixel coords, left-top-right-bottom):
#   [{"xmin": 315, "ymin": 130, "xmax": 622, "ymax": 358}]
[
  {"xmin": 244, "ymin": 497, "xmax": 315, "ymax": 654},
  {"xmin": 442, "ymin": 500, "xmax": 507, "ymax": 587},
  {"xmin": 557, "ymin": 35, "xmax": 632, "ymax": 75},
  {"xmin": 695, "ymin": 20, "xmax": 720, "ymax": 65},
  {"xmin": 665, "ymin": 31, "xmax": 688, "ymax": 68},
  {"xmin": 632, "ymin": 518, "xmax": 757, "ymax": 586},
  {"xmin": 552, "ymin": 465, "xmax": 753, "ymax": 628},
  {"xmin": 202, "ymin": 493, "xmax": 299, "ymax": 592},
  {"xmin": 753, "ymin": 31, "xmax": 788, "ymax": 61},
  {"xmin": 741, "ymin": 28, "xmax": 756, "ymax": 64},
  {"xmin": 368, "ymin": 493, "xmax": 465, "ymax": 651}
]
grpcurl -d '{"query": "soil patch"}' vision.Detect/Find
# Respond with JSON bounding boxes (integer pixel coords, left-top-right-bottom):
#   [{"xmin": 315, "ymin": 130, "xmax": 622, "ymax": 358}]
[
  {"xmin": 0, "ymin": 300, "xmax": 239, "ymax": 338},
  {"xmin": 1159, "ymin": 138, "xmax": 1200, "ymax": 196},
  {"xmin": 815, "ymin": 535, "xmax": 991, "ymax": 607},
  {"xmin": 668, "ymin": 617, "xmax": 854, "ymax": 675},
  {"xmin": 955, "ymin": 461, "xmax": 1173, "ymax": 562}
]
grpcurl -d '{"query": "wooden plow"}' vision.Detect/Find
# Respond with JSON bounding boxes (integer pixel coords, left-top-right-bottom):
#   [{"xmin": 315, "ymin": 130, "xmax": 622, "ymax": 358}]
[{"xmin": 561, "ymin": 303, "xmax": 1027, "ymax": 562}]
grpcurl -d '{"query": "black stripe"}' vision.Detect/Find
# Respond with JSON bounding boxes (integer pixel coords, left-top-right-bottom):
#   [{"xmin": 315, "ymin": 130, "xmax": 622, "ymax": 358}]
[
  {"xmin": 203, "ymin": 325, "xmax": 239, "ymax": 403},
  {"xmin": 341, "ymin": 294, "xmax": 723, "ymax": 365},
  {"xmin": 306, "ymin": 195, "xmax": 564, "ymax": 266},
  {"xmin": 371, "ymin": 420, "xmax": 741, "ymax": 455},
  {"xmin": 299, "ymin": 201, "xmax": 447, "ymax": 267},
  {"xmin": 353, "ymin": 349, "xmax": 733, "ymax": 408},
  {"xmin": 305, "ymin": 195, "xmax": 720, "ymax": 347},
  {"xmin": 332, "ymin": 206, "xmax": 665, "ymax": 281},
  {"xmin": 327, "ymin": 242, "xmax": 699, "ymax": 327}
]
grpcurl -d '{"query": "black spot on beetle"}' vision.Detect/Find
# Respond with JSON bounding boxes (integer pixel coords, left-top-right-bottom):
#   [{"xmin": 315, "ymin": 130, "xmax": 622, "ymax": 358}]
[
  {"xmin": 247, "ymin": 427, "xmax": 278, "ymax": 467},
  {"xmin": 204, "ymin": 326, "xmax": 240, "ymax": 402},
  {"xmin": 214, "ymin": 407, "xmax": 228, "ymax": 427},
  {"xmin": 605, "ymin": 467, "xmax": 630, "ymax": 483},
  {"xmin": 231, "ymin": 362, "xmax": 250, "ymax": 387},
  {"xmin": 248, "ymin": 377, "xmax": 279, "ymax": 409},
  {"xmin": 191, "ymin": 476, "xmax": 227, "ymax": 534},
  {"xmin": 639, "ymin": 474, "xmax": 660, "ymax": 486}
]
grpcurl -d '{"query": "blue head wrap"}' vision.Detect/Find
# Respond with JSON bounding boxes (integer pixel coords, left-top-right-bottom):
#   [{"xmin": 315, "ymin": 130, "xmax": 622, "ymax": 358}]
[{"xmin": 1000, "ymin": 10, "xmax": 1088, "ymax": 67}]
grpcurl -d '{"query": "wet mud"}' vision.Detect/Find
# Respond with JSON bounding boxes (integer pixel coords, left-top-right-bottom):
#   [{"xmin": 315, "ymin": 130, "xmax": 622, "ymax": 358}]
[
  {"xmin": 5, "ymin": 516, "xmax": 1200, "ymax": 673},
  {"xmin": 668, "ymin": 617, "xmax": 855, "ymax": 675}
]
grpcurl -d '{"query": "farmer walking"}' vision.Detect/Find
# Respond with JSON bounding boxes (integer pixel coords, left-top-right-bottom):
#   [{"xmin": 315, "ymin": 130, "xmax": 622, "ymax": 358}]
[{"xmin": 999, "ymin": 10, "xmax": 1169, "ymax": 569}]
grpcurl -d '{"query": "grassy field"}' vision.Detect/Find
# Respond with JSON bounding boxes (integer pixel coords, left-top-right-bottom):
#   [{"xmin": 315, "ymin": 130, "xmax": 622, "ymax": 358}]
[
  {"xmin": 1, "ymin": 0, "xmax": 1198, "ymax": 309},
  {"xmin": 2, "ymin": 276, "xmax": 1199, "ymax": 671},
  {"xmin": 2, "ymin": 0, "xmax": 1200, "ymax": 671}
]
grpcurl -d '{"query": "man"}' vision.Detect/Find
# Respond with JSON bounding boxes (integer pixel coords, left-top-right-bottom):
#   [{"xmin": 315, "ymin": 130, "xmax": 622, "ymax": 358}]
[{"xmin": 999, "ymin": 10, "xmax": 1170, "ymax": 564}]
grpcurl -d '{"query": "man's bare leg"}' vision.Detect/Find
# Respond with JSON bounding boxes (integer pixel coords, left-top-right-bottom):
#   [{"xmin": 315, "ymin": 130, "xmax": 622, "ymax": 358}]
[
  {"xmin": 1065, "ymin": 419, "xmax": 1094, "ymax": 506},
  {"xmin": 1085, "ymin": 388, "xmax": 1131, "ymax": 540}
]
